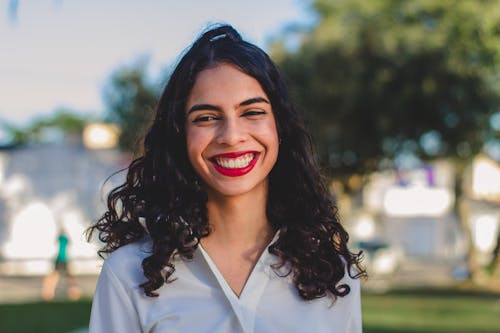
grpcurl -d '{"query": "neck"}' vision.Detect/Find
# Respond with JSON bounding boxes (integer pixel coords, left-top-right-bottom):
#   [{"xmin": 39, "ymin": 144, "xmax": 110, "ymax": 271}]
[{"xmin": 202, "ymin": 187, "xmax": 272, "ymax": 249}]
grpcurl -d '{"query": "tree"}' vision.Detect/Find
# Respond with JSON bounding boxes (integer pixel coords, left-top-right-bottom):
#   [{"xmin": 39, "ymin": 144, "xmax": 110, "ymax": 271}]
[
  {"xmin": 102, "ymin": 59, "xmax": 159, "ymax": 152},
  {"xmin": 273, "ymin": 0, "xmax": 500, "ymax": 174},
  {"xmin": 1, "ymin": 109, "xmax": 91, "ymax": 146}
]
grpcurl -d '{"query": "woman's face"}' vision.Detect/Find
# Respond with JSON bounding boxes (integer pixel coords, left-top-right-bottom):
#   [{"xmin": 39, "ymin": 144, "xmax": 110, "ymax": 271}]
[{"xmin": 185, "ymin": 63, "xmax": 279, "ymax": 199}]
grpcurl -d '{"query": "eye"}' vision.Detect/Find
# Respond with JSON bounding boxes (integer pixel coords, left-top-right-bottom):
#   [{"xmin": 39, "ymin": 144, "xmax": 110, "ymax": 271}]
[
  {"xmin": 242, "ymin": 110, "xmax": 267, "ymax": 117},
  {"xmin": 192, "ymin": 115, "xmax": 221, "ymax": 123}
]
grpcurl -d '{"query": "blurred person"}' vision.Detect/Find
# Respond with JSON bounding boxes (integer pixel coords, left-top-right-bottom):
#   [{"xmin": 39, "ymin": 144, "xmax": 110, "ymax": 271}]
[
  {"xmin": 41, "ymin": 227, "xmax": 81, "ymax": 300},
  {"xmin": 87, "ymin": 24, "xmax": 365, "ymax": 333}
]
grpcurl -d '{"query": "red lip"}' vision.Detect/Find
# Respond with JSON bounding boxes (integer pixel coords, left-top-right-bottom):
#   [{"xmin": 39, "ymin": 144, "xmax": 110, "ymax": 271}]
[{"xmin": 210, "ymin": 151, "xmax": 260, "ymax": 177}]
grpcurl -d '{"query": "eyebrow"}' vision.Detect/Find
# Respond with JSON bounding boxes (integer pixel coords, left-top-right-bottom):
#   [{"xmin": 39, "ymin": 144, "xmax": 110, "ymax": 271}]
[
  {"xmin": 239, "ymin": 97, "xmax": 270, "ymax": 106},
  {"xmin": 187, "ymin": 97, "xmax": 270, "ymax": 114},
  {"xmin": 187, "ymin": 104, "xmax": 221, "ymax": 113}
]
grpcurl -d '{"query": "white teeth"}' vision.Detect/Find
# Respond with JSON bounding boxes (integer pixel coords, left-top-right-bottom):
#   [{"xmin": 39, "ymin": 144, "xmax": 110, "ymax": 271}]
[{"xmin": 215, "ymin": 153, "xmax": 254, "ymax": 169}]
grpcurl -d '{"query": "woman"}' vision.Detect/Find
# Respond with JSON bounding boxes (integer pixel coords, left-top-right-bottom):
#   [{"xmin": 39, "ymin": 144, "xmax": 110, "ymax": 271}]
[{"xmin": 88, "ymin": 24, "xmax": 365, "ymax": 333}]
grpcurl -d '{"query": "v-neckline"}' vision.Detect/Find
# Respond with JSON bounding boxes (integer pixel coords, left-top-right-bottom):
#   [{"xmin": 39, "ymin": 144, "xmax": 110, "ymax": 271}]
[
  {"xmin": 198, "ymin": 242, "xmax": 265, "ymax": 300},
  {"xmin": 198, "ymin": 231, "xmax": 279, "ymax": 300},
  {"xmin": 198, "ymin": 234, "xmax": 279, "ymax": 333}
]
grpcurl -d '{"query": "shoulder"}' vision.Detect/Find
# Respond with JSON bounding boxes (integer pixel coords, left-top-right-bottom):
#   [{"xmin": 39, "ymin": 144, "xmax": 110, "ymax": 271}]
[
  {"xmin": 342, "ymin": 268, "xmax": 361, "ymax": 295},
  {"xmin": 342, "ymin": 258, "xmax": 362, "ymax": 287},
  {"xmin": 105, "ymin": 237, "xmax": 153, "ymax": 268},
  {"xmin": 102, "ymin": 237, "xmax": 153, "ymax": 287}
]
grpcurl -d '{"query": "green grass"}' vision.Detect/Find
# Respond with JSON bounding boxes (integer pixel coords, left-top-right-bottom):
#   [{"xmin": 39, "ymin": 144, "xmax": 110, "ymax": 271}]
[
  {"xmin": 363, "ymin": 288, "xmax": 500, "ymax": 333},
  {"xmin": 0, "ymin": 288, "xmax": 499, "ymax": 333},
  {"xmin": 0, "ymin": 299, "xmax": 92, "ymax": 333}
]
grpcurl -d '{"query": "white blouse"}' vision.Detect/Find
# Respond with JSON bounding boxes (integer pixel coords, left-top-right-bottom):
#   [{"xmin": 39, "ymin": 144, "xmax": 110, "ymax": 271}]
[{"xmin": 89, "ymin": 237, "xmax": 362, "ymax": 333}]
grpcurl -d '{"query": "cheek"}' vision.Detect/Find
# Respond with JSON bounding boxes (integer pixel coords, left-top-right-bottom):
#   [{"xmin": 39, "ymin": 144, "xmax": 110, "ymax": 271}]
[
  {"xmin": 185, "ymin": 128, "xmax": 212, "ymax": 166},
  {"xmin": 263, "ymin": 121, "xmax": 279, "ymax": 149},
  {"xmin": 254, "ymin": 121, "xmax": 279, "ymax": 164},
  {"xmin": 185, "ymin": 129, "xmax": 201, "ymax": 160},
  {"xmin": 268, "ymin": 122, "xmax": 280, "ymax": 164}
]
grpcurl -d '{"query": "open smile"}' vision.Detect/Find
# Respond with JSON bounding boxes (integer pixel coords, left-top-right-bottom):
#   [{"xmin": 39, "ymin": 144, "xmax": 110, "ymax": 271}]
[{"xmin": 209, "ymin": 151, "xmax": 260, "ymax": 177}]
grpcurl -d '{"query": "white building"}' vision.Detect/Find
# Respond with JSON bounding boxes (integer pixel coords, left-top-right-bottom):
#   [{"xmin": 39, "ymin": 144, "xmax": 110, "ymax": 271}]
[{"xmin": 0, "ymin": 141, "xmax": 125, "ymax": 275}]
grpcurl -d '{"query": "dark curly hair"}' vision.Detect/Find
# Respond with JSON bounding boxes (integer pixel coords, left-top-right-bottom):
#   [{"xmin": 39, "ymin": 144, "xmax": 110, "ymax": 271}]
[{"xmin": 87, "ymin": 24, "xmax": 365, "ymax": 301}]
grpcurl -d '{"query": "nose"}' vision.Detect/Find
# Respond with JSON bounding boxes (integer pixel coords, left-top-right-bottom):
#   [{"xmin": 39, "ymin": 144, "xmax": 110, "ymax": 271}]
[{"xmin": 216, "ymin": 118, "xmax": 246, "ymax": 146}]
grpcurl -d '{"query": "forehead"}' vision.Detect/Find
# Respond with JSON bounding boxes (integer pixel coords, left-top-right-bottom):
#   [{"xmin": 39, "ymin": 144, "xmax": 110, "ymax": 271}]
[{"xmin": 187, "ymin": 63, "xmax": 268, "ymax": 106}]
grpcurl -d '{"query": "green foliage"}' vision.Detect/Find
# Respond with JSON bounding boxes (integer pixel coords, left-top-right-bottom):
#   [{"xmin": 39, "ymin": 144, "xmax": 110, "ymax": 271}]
[
  {"xmin": 30, "ymin": 109, "xmax": 90, "ymax": 140},
  {"xmin": 1, "ymin": 109, "xmax": 91, "ymax": 146},
  {"xmin": 1, "ymin": 123, "xmax": 30, "ymax": 146},
  {"xmin": 274, "ymin": 0, "xmax": 500, "ymax": 173},
  {"xmin": 103, "ymin": 58, "xmax": 159, "ymax": 152}
]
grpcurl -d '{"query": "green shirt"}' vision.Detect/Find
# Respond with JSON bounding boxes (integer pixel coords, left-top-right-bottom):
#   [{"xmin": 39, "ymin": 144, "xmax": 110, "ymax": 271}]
[{"xmin": 56, "ymin": 234, "xmax": 69, "ymax": 262}]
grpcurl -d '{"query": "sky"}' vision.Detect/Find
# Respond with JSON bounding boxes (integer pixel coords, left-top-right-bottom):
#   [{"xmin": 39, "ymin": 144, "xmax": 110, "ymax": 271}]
[{"xmin": 0, "ymin": 0, "xmax": 314, "ymax": 126}]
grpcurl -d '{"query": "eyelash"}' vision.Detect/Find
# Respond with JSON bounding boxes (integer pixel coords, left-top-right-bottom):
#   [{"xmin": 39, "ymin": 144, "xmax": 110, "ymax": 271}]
[
  {"xmin": 243, "ymin": 110, "xmax": 266, "ymax": 117},
  {"xmin": 192, "ymin": 115, "xmax": 221, "ymax": 123},
  {"xmin": 192, "ymin": 110, "xmax": 267, "ymax": 123}
]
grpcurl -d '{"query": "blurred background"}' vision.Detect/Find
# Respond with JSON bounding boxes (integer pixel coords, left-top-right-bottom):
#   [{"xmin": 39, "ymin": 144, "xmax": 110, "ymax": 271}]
[{"xmin": 1, "ymin": 0, "xmax": 499, "ymax": 332}]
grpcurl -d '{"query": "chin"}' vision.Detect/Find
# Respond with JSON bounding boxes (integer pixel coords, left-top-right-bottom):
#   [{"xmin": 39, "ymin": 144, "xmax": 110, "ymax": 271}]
[{"xmin": 206, "ymin": 180, "xmax": 266, "ymax": 199}]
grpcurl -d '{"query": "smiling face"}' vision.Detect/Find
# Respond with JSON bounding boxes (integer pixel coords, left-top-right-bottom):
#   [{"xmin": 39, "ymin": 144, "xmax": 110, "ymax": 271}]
[{"xmin": 185, "ymin": 63, "xmax": 279, "ymax": 199}]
